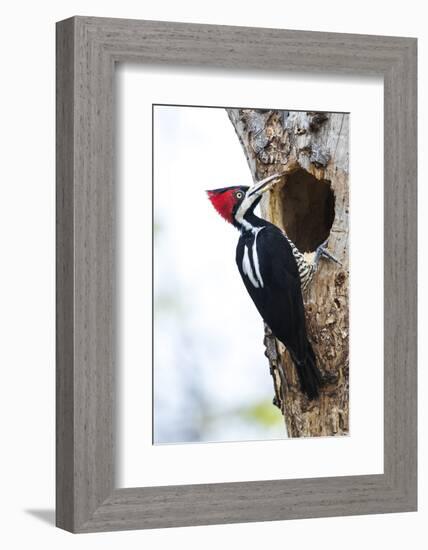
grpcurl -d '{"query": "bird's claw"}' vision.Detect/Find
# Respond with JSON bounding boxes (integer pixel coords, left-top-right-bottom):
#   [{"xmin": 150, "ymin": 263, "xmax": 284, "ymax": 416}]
[{"xmin": 314, "ymin": 239, "xmax": 341, "ymax": 268}]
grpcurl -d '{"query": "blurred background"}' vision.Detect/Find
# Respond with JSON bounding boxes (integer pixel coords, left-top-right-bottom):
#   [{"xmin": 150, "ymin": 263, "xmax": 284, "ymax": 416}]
[{"xmin": 153, "ymin": 105, "xmax": 285, "ymax": 444}]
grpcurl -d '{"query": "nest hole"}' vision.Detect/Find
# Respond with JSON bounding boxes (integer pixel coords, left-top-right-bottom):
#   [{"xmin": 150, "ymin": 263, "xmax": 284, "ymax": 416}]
[{"xmin": 281, "ymin": 169, "xmax": 335, "ymax": 252}]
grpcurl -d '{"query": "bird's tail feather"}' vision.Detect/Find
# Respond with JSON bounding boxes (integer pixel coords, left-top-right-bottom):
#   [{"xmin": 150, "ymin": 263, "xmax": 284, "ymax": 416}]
[{"xmin": 295, "ymin": 344, "xmax": 322, "ymax": 400}]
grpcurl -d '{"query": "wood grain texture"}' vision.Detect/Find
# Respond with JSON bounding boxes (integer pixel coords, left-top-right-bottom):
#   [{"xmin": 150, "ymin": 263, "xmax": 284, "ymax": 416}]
[
  {"xmin": 56, "ymin": 18, "xmax": 75, "ymax": 531},
  {"xmin": 56, "ymin": 16, "xmax": 417, "ymax": 532}
]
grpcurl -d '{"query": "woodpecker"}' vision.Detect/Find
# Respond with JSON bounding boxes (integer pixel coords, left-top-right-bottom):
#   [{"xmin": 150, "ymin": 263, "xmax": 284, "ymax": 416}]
[{"xmin": 207, "ymin": 173, "xmax": 339, "ymax": 400}]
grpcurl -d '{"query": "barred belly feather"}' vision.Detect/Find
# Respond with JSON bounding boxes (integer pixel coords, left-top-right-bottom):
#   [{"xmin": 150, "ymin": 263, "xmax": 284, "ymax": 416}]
[{"xmin": 285, "ymin": 235, "xmax": 315, "ymax": 291}]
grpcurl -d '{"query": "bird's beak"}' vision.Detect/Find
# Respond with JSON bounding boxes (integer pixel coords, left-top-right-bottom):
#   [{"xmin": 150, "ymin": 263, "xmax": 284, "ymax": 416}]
[{"xmin": 247, "ymin": 173, "xmax": 285, "ymax": 198}]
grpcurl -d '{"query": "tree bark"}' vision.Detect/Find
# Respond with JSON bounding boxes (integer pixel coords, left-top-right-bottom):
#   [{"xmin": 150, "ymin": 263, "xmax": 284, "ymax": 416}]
[{"xmin": 227, "ymin": 108, "xmax": 349, "ymax": 437}]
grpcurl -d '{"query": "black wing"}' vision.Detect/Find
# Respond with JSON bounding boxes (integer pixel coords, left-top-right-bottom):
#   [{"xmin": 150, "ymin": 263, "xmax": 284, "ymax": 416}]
[{"xmin": 236, "ymin": 224, "xmax": 310, "ymax": 362}]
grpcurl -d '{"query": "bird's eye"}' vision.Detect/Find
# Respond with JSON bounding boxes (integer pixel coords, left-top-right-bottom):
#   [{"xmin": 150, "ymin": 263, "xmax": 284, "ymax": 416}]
[{"xmin": 236, "ymin": 191, "xmax": 243, "ymax": 199}]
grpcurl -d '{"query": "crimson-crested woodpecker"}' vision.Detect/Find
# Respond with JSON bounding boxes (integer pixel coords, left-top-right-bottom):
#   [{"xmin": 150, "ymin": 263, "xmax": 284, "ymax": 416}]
[{"xmin": 207, "ymin": 173, "xmax": 339, "ymax": 400}]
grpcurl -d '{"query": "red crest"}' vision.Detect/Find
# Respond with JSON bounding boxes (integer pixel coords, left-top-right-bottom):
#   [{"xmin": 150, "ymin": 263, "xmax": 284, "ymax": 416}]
[{"xmin": 206, "ymin": 188, "xmax": 238, "ymax": 224}]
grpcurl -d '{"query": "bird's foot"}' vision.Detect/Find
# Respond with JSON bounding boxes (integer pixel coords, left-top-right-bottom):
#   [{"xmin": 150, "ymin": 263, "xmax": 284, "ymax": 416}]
[{"xmin": 313, "ymin": 238, "xmax": 341, "ymax": 271}]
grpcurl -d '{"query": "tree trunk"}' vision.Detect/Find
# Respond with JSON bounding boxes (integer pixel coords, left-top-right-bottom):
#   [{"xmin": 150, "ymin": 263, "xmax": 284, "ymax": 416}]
[{"xmin": 227, "ymin": 108, "xmax": 349, "ymax": 437}]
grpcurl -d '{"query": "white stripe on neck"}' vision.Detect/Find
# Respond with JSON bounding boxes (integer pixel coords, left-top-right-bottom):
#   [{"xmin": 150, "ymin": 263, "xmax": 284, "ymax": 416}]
[{"xmin": 235, "ymin": 193, "xmax": 258, "ymax": 232}]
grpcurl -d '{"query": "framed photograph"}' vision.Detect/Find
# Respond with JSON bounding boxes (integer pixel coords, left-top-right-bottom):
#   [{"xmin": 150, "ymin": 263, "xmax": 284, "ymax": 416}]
[{"xmin": 56, "ymin": 17, "xmax": 417, "ymax": 532}]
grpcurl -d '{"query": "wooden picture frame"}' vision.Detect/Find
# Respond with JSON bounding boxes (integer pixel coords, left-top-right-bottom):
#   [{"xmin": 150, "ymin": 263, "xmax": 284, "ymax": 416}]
[{"xmin": 56, "ymin": 16, "xmax": 417, "ymax": 533}]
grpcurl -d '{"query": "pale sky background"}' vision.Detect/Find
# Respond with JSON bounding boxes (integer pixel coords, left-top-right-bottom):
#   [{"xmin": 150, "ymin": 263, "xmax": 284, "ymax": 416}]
[{"xmin": 153, "ymin": 105, "xmax": 285, "ymax": 443}]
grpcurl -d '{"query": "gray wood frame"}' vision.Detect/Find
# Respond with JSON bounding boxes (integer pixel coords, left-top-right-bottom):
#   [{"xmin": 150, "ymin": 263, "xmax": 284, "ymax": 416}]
[{"xmin": 56, "ymin": 16, "xmax": 417, "ymax": 533}]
